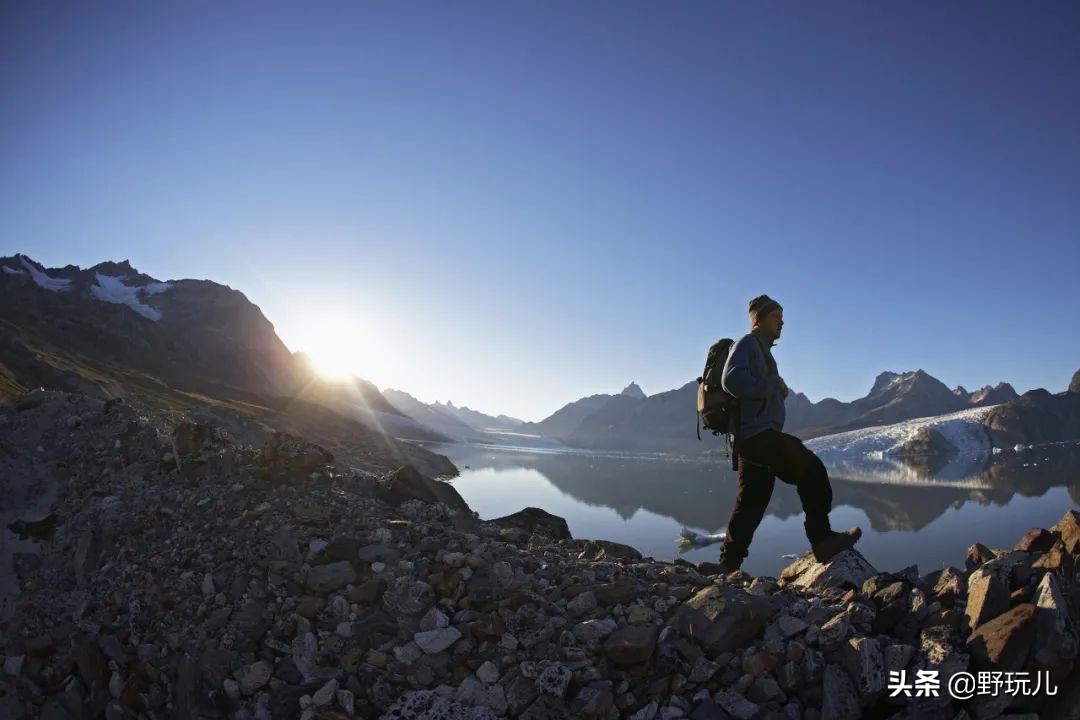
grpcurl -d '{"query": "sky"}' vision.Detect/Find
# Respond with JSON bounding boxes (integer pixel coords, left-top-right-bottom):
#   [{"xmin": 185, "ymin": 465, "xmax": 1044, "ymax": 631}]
[{"xmin": 3, "ymin": 1, "xmax": 1079, "ymax": 422}]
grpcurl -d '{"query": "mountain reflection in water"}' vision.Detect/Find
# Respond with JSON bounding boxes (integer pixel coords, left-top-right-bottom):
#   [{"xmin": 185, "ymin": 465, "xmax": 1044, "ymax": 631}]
[{"xmin": 431, "ymin": 440, "xmax": 1080, "ymax": 578}]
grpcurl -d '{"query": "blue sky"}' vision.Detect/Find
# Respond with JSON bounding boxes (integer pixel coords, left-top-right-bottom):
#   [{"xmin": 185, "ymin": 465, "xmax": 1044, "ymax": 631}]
[{"xmin": 3, "ymin": 1, "xmax": 1079, "ymax": 421}]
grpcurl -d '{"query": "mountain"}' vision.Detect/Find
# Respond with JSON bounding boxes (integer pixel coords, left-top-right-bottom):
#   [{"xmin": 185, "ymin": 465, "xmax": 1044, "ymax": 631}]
[
  {"xmin": 431, "ymin": 401, "xmax": 523, "ymax": 433},
  {"xmin": 788, "ymin": 371, "xmax": 1018, "ymax": 439},
  {"xmin": 0, "ymin": 254, "xmax": 455, "ymax": 475},
  {"xmin": 620, "ymin": 382, "xmax": 646, "ymax": 400},
  {"xmin": 383, "ymin": 389, "xmax": 486, "ymax": 441},
  {"xmin": 538, "ymin": 368, "xmax": 1024, "ymax": 455},
  {"xmin": 556, "ymin": 382, "xmax": 700, "ymax": 452}
]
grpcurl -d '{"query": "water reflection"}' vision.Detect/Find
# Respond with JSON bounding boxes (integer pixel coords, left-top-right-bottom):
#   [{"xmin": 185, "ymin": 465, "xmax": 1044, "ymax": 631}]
[{"xmin": 431, "ymin": 440, "xmax": 1080, "ymax": 576}]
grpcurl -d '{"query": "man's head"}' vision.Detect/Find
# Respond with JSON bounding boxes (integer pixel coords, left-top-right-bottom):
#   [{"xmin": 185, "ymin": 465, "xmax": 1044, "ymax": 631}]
[{"xmin": 749, "ymin": 294, "xmax": 783, "ymax": 340}]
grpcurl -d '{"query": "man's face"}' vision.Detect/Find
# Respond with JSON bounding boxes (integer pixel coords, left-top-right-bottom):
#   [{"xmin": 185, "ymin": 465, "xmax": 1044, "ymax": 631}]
[{"xmin": 761, "ymin": 308, "xmax": 783, "ymax": 338}]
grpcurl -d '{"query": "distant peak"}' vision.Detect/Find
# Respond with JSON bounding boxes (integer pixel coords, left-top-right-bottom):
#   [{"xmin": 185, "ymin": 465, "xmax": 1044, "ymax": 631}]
[{"xmin": 620, "ymin": 382, "xmax": 646, "ymax": 400}]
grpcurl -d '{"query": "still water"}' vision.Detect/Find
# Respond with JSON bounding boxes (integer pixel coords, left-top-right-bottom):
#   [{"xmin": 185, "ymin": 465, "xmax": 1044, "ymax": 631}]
[{"xmin": 431, "ymin": 441, "xmax": 1080, "ymax": 578}]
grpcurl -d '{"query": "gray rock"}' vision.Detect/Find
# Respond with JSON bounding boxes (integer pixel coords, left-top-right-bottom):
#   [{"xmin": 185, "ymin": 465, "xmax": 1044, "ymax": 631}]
[
  {"xmin": 670, "ymin": 585, "xmax": 782, "ymax": 658},
  {"xmin": 567, "ymin": 591, "xmax": 598, "ymax": 619},
  {"xmin": 305, "ymin": 560, "xmax": 357, "ymax": 593},
  {"xmin": 383, "ymin": 577, "xmax": 436, "ymax": 616},
  {"xmin": 535, "ymin": 662, "xmax": 572, "ymax": 698},
  {"xmin": 455, "ymin": 675, "xmax": 509, "ymax": 714},
  {"xmin": 766, "ymin": 614, "xmax": 809, "ymax": 642},
  {"xmin": 818, "ymin": 612, "xmax": 850, "ymax": 651},
  {"xmin": 291, "ymin": 632, "xmax": 318, "ymax": 679},
  {"xmin": 780, "ymin": 549, "xmax": 877, "ymax": 590},
  {"xmin": 628, "ymin": 701, "xmax": 659, "ymax": 720},
  {"xmin": 603, "ymin": 625, "xmax": 658, "ymax": 666},
  {"xmin": 883, "ymin": 644, "xmax": 915, "ymax": 674},
  {"xmin": 747, "ymin": 676, "xmax": 782, "ymax": 703},
  {"xmin": 572, "ymin": 618, "xmax": 618, "ymax": 644},
  {"xmin": 234, "ymin": 660, "xmax": 272, "ymax": 696},
  {"xmin": 1033, "ymin": 571, "xmax": 1078, "ymax": 667},
  {"xmin": 414, "ymin": 627, "xmax": 462, "ymax": 654},
  {"xmin": 312, "ymin": 679, "xmax": 337, "ymax": 706},
  {"xmin": 840, "ymin": 636, "xmax": 884, "ymax": 694},
  {"xmin": 820, "ymin": 664, "xmax": 859, "ymax": 720},
  {"xmin": 712, "ymin": 690, "xmax": 758, "ymax": 720},
  {"xmin": 383, "ymin": 688, "xmax": 500, "ymax": 719},
  {"xmin": 476, "ymin": 661, "xmax": 500, "ymax": 684},
  {"xmin": 419, "ymin": 607, "xmax": 450, "ymax": 631},
  {"xmin": 965, "ymin": 566, "xmax": 1009, "ymax": 630},
  {"xmin": 687, "ymin": 656, "xmax": 721, "ymax": 684}
]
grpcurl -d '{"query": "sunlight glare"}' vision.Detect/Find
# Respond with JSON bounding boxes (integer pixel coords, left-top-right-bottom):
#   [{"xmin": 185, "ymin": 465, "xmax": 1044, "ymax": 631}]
[{"xmin": 297, "ymin": 312, "xmax": 391, "ymax": 384}]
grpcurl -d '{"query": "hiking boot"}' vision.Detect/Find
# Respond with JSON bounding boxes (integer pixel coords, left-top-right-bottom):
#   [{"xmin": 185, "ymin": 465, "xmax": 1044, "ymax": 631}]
[
  {"xmin": 717, "ymin": 551, "xmax": 743, "ymax": 575},
  {"xmin": 811, "ymin": 526, "xmax": 863, "ymax": 563}
]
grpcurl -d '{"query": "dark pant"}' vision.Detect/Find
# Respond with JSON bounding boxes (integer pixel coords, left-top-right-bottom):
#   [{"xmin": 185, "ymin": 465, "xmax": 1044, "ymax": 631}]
[{"xmin": 720, "ymin": 429, "xmax": 834, "ymax": 566}]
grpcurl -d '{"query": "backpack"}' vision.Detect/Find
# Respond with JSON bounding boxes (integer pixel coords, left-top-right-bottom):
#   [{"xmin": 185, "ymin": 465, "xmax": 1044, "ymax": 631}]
[
  {"xmin": 696, "ymin": 338, "xmax": 740, "ymax": 441},
  {"xmin": 699, "ymin": 341, "xmax": 743, "ymax": 470}
]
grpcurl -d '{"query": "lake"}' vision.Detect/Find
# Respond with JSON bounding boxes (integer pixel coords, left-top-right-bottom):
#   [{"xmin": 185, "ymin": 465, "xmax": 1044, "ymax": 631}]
[{"xmin": 430, "ymin": 440, "xmax": 1080, "ymax": 578}]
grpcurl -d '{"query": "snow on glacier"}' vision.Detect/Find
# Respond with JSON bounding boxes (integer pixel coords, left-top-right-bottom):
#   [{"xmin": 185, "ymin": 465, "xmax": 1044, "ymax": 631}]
[
  {"xmin": 2, "ymin": 265, "xmax": 26, "ymax": 275},
  {"xmin": 804, "ymin": 405, "xmax": 1000, "ymax": 486},
  {"xmin": 19, "ymin": 256, "xmax": 71, "ymax": 291},
  {"xmin": 90, "ymin": 273, "xmax": 164, "ymax": 321}
]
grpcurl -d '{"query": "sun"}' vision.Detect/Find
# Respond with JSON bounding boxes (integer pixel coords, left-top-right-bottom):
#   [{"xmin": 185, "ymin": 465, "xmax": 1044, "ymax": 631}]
[{"xmin": 293, "ymin": 312, "xmax": 393, "ymax": 384}]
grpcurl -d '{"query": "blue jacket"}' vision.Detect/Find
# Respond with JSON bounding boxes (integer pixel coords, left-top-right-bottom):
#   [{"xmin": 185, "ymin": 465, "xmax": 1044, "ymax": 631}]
[{"xmin": 721, "ymin": 331, "xmax": 785, "ymax": 440}]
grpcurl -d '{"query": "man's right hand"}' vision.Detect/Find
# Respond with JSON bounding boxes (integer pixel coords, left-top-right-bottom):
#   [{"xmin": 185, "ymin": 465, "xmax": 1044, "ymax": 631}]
[{"xmin": 778, "ymin": 377, "xmax": 789, "ymax": 398}]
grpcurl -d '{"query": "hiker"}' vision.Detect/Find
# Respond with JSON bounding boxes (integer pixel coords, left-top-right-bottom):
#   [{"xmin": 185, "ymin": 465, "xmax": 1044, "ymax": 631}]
[{"xmin": 717, "ymin": 294, "xmax": 861, "ymax": 572}]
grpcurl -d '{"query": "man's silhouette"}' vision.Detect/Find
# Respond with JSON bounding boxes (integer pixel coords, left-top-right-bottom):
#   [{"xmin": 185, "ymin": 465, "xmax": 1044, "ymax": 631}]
[{"xmin": 718, "ymin": 294, "xmax": 862, "ymax": 571}]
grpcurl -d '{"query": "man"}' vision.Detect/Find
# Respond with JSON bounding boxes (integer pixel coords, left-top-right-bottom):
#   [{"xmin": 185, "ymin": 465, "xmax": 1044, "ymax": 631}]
[{"xmin": 718, "ymin": 294, "xmax": 861, "ymax": 572}]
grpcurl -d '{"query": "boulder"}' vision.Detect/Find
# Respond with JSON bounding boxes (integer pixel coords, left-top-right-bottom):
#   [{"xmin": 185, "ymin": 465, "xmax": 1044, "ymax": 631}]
[
  {"xmin": 965, "ymin": 566, "xmax": 1010, "ymax": 630},
  {"xmin": 1033, "ymin": 572, "xmax": 1078, "ymax": 668},
  {"xmin": 486, "ymin": 507, "xmax": 571, "ymax": 539},
  {"xmin": 670, "ymin": 585, "xmax": 782, "ymax": 658},
  {"xmin": 375, "ymin": 464, "xmax": 471, "ymax": 513},
  {"xmin": 779, "ymin": 549, "xmax": 877, "ymax": 590},
  {"xmin": 930, "ymin": 567, "xmax": 965, "ymax": 608},
  {"xmin": 1054, "ymin": 509, "xmax": 1080, "ymax": 555},
  {"xmin": 966, "ymin": 542, "xmax": 996, "ymax": 570},
  {"xmin": 257, "ymin": 432, "xmax": 333, "ymax": 476},
  {"xmin": 1014, "ymin": 527, "xmax": 1055, "ymax": 553},
  {"xmin": 603, "ymin": 625, "xmax": 658, "ymax": 666},
  {"xmin": 966, "ymin": 603, "xmax": 1037, "ymax": 672},
  {"xmin": 577, "ymin": 539, "xmax": 642, "ymax": 562},
  {"xmin": 820, "ymin": 664, "xmax": 860, "ymax": 720},
  {"xmin": 840, "ymin": 636, "xmax": 884, "ymax": 694}
]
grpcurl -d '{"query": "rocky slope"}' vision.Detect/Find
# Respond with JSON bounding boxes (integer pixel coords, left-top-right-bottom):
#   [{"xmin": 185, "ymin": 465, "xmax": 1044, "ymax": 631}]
[
  {"xmin": 2, "ymin": 390, "xmax": 1079, "ymax": 720},
  {"xmin": 982, "ymin": 388, "xmax": 1080, "ymax": 447}
]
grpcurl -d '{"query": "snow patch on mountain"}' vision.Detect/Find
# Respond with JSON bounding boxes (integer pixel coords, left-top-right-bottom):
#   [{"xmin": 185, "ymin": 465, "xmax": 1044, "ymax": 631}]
[
  {"xmin": 90, "ymin": 273, "xmax": 164, "ymax": 321},
  {"xmin": 2, "ymin": 265, "xmax": 26, "ymax": 275},
  {"xmin": 19, "ymin": 256, "xmax": 71, "ymax": 291}
]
